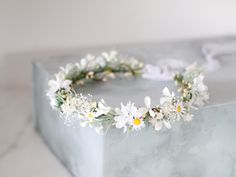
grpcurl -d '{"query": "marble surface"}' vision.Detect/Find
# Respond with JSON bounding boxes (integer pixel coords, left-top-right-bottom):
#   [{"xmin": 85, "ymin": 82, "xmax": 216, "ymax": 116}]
[
  {"xmin": 103, "ymin": 103, "xmax": 236, "ymax": 177},
  {"xmin": 33, "ymin": 36, "xmax": 236, "ymax": 177},
  {"xmin": 0, "ymin": 87, "xmax": 71, "ymax": 177}
]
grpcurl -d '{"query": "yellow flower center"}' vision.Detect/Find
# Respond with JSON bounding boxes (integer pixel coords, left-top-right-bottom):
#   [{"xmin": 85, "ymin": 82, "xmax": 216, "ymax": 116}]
[
  {"xmin": 87, "ymin": 113, "xmax": 95, "ymax": 119},
  {"xmin": 133, "ymin": 118, "xmax": 141, "ymax": 126},
  {"xmin": 177, "ymin": 105, "xmax": 182, "ymax": 113}
]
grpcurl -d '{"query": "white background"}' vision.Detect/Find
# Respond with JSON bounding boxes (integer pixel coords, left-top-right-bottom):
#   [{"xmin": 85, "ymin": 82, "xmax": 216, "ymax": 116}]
[{"xmin": 1, "ymin": 0, "xmax": 236, "ymax": 88}]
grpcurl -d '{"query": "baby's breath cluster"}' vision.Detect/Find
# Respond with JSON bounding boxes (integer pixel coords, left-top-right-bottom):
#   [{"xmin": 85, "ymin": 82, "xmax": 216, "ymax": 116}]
[{"xmin": 47, "ymin": 52, "xmax": 209, "ymax": 134}]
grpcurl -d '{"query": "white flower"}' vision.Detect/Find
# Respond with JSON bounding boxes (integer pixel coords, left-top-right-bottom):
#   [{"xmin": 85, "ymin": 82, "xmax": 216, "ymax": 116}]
[
  {"xmin": 46, "ymin": 89, "xmax": 55, "ymax": 99},
  {"xmin": 150, "ymin": 117, "xmax": 171, "ymax": 131},
  {"xmin": 86, "ymin": 54, "xmax": 98, "ymax": 70},
  {"xmin": 79, "ymin": 100, "xmax": 110, "ymax": 129},
  {"xmin": 83, "ymin": 102, "xmax": 98, "ymax": 120},
  {"xmin": 84, "ymin": 100, "xmax": 110, "ymax": 120},
  {"xmin": 193, "ymin": 74, "xmax": 208, "ymax": 92},
  {"xmin": 160, "ymin": 87, "xmax": 175, "ymax": 105},
  {"xmin": 79, "ymin": 110, "xmax": 100, "ymax": 128},
  {"xmin": 139, "ymin": 96, "xmax": 155, "ymax": 117},
  {"xmin": 97, "ymin": 99, "xmax": 111, "ymax": 115},
  {"xmin": 149, "ymin": 107, "xmax": 171, "ymax": 131},
  {"xmin": 48, "ymin": 71, "xmax": 72, "ymax": 93},
  {"xmin": 114, "ymin": 102, "xmax": 135, "ymax": 132},
  {"xmin": 191, "ymin": 74, "xmax": 209, "ymax": 106},
  {"xmin": 161, "ymin": 100, "xmax": 175, "ymax": 116},
  {"xmin": 60, "ymin": 63, "xmax": 77, "ymax": 76},
  {"xmin": 102, "ymin": 50, "xmax": 118, "ymax": 62},
  {"xmin": 46, "ymin": 90, "xmax": 58, "ymax": 108},
  {"xmin": 114, "ymin": 114, "xmax": 128, "ymax": 132},
  {"xmin": 163, "ymin": 87, "xmax": 175, "ymax": 97},
  {"xmin": 96, "ymin": 57, "xmax": 107, "ymax": 67},
  {"xmin": 149, "ymin": 112, "xmax": 163, "ymax": 131},
  {"xmin": 142, "ymin": 96, "xmax": 173, "ymax": 130},
  {"xmin": 84, "ymin": 111, "xmax": 97, "ymax": 120},
  {"xmin": 75, "ymin": 55, "xmax": 97, "ymax": 71},
  {"xmin": 184, "ymin": 63, "xmax": 202, "ymax": 80},
  {"xmin": 61, "ymin": 98, "xmax": 76, "ymax": 117},
  {"xmin": 150, "ymin": 119, "xmax": 163, "ymax": 131},
  {"xmin": 128, "ymin": 58, "xmax": 143, "ymax": 69},
  {"xmin": 47, "ymin": 71, "xmax": 72, "ymax": 109},
  {"xmin": 131, "ymin": 117, "xmax": 145, "ymax": 131},
  {"xmin": 175, "ymin": 101, "xmax": 185, "ymax": 120},
  {"xmin": 76, "ymin": 58, "xmax": 87, "ymax": 70},
  {"xmin": 114, "ymin": 102, "xmax": 144, "ymax": 132},
  {"xmin": 49, "ymin": 97, "xmax": 58, "ymax": 108}
]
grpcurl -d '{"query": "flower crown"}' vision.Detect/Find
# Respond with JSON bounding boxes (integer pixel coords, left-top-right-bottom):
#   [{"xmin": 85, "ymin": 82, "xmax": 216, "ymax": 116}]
[{"xmin": 47, "ymin": 51, "xmax": 209, "ymax": 134}]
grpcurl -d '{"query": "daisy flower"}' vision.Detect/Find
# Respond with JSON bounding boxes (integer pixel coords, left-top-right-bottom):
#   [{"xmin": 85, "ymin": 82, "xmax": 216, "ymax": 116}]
[
  {"xmin": 83, "ymin": 100, "xmax": 109, "ymax": 121},
  {"xmin": 150, "ymin": 119, "xmax": 172, "ymax": 131},
  {"xmin": 139, "ymin": 96, "xmax": 155, "ymax": 117},
  {"xmin": 76, "ymin": 58, "xmax": 88, "ymax": 71},
  {"xmin": 160, "ymin": 87, "xmax": 175, "ymax": 105},
  {"xmin": 193, "ymin": 74, "xmax": 208, "ymax": 92},
  {"xmin": 60, "ymin": 63, "xmax": 77, "ymax": 76},
  {"xmin": 161, "ymin": 101, "xmax": 176, "ymax": 120},
  {"xmin": 84, "ymin": 111, "xmax": 97, "ymax": 120},
  {"xmin": 97, "ymin": 99, "xmax": 111, "ymax": 116},
  {"xmin": 114, "ymin": 102, "xmax": 145, "ymax": 132},
  {"xmin": 149, "ymin": 111, "xmax": 164, "ymax": 131},
  {"xmin": 61, "ymin": 97, "xmax": 76, "ymax": 117},
  {"xmin": 96, "ymin": 56, "xmax": 106, "ymax": 67},
  {"xmin": 114, "ymin": 115, "xmax": 129, "ymax": 132},
  {"xmin": 114, "ymin": 102, "xmax": 136, "ymax": 132},
  {"xmin": 174, "ymin": 101, "xmax": 185, "ymax": 120},
  {"xmin": 48, "ymin": 71, "xmax": 72, "ymax": 93},
  {"xmin": 102, "ymin": 50, "xmax": 118, "ymax": 62},
  {"xmin": 131, "ymin": 116, "xmax": 145, "ymax": 131}
]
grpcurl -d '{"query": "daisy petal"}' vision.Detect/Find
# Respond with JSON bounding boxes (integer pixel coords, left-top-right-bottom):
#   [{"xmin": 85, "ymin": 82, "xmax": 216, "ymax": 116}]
[
  {"xmin": 48, "ymin": 80, "xmax": 59, "ymax": 92},
  {"xmin": 144, "ymin": 96, "xmax": 151, "ymax": 108},
  {"xmin": 162, "ymin": 87, "xmax": 171, "ymax": 96},
  {"xmin": 138, "ymin": 107, "xmax": 148, "ymax": 115},
  {"xmin": 48, "ymin": 80, "xmax": 58, "ymax": 88},
  {"xmin": 160, "ymin": 97, "xmax": 166, "ymax": 105},
  {"xmin": 80, "ymin": 58, "xmax": 87, "ymax": 68},
  {"xmin": 149, "ymin": 110, "xmax": 155, "ymax": 117},
  {"xmin": 63, "ymin": 80, "xmax": 72, "ymax": 89},
  {"xmin": 55, "ymin": 71, "xmax": 65, "ymax": 81}
]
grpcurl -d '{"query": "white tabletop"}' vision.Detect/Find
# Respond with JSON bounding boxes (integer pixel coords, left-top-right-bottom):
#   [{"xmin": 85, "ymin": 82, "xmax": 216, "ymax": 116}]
[{"xmin": 0, "ymin": 87, "xmax": 70, "ymax": 177}]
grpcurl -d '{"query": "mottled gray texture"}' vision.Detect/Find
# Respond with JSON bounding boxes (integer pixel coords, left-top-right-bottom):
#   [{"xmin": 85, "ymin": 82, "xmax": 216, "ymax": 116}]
[{"xmin": 33, "ymin": 36, "xmax": 236, "ymax": 177}]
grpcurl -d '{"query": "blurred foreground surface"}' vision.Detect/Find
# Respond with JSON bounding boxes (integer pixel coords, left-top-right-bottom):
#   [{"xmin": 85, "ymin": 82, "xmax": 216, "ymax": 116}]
[{"xmin": 0, "ymin": 87, "xmax": 70, "ymax": 177}]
